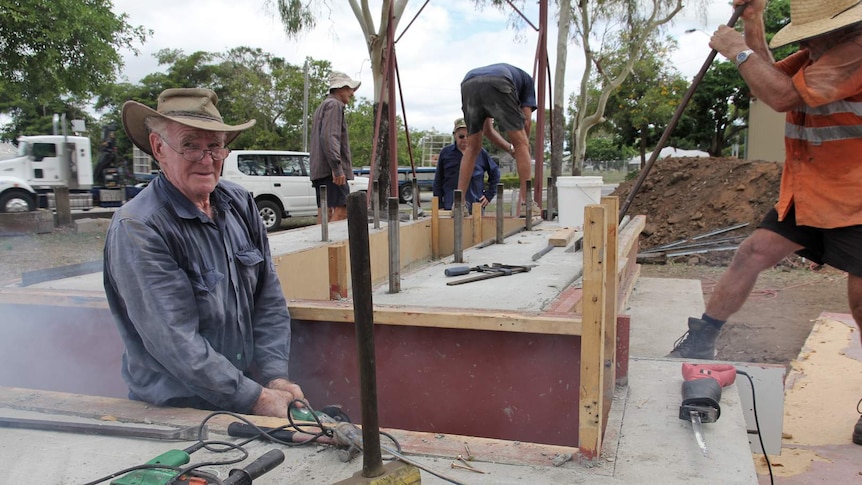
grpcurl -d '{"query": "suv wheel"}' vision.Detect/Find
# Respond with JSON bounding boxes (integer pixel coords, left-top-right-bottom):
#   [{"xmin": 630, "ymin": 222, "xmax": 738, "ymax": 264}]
[
  {"xmin": 399, "ymin": 184, "xmax": 413, "ymax": 204},
  {"xmin": 256, "ymin": 200, "xmax": 282, "ymax": 232}
]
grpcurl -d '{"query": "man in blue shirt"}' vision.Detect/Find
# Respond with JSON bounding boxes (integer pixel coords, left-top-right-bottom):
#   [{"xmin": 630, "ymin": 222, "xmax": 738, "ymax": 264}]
[
  {"xmin": 433, "ymin": 118, "xmax": 500, "ymax": 213},
  {"xmin": 105, "ymin": 88, "xmax": 304, "ymax": 418},
  {"xmin": 458, "ymin": 63, "xmax": 537, "ymax": 216}
]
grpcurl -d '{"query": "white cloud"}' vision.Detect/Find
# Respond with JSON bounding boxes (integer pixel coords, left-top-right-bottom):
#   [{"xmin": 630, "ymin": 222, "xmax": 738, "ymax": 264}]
[{"xmin": 113, "ymin": 0, "xmax": 732, "ymax": 134}]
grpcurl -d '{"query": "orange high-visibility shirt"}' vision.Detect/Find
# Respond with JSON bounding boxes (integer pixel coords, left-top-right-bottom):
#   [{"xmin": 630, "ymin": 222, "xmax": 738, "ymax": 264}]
[{"xmin": 774, "ymin": 34, "xmax": 862, "ymax": 229}]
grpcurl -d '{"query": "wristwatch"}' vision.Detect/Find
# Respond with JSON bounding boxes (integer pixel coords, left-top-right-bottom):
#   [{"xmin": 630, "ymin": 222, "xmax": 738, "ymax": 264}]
[{"xmin": 734, "ymin": 49, "xmax": 754, "ymax": 67}]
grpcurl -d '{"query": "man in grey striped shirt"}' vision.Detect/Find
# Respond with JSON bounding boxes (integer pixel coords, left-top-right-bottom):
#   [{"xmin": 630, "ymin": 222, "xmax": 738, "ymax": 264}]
[{"xmin": 310, "ymin": 71, "xmax": 360, "ymax": 223}]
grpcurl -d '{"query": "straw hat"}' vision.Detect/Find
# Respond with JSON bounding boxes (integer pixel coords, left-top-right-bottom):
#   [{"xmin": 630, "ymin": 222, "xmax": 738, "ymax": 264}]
[
  {"xmin": 329, "ymin": 71, "xmax": 361, "ymax": 91},
  {"xmin": 122, "ymin": 88, "xmax": 256, "ymax": 156},
  {"xmin": 770, "ymin": 0, "xmax": 862, "ymax": 48}
]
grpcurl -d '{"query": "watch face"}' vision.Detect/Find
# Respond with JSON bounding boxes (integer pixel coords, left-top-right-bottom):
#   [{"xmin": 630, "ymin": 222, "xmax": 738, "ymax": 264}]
[{"xmin": 736, "ymin": 50, "xmax": 750, "ymax": 64}]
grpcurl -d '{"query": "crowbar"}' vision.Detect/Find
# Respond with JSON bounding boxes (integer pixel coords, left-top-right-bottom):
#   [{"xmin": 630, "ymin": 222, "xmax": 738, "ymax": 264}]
[
  {"xmin": 0, "ymin": 416, "xmax": 206, "ymax": 441},
  {"xmin": 618, "ymin": 2, "xmax": 748, "ymax": 222}
]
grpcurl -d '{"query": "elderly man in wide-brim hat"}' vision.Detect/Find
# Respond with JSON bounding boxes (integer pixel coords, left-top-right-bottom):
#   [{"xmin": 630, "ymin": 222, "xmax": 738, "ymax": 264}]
[
  {"xmin": 666, "ymin": 0, "xmax": 862, "ymax": 446},
  {"xmin": 104, "ymin": 88, "xmax": 306, "ymax": 418}
]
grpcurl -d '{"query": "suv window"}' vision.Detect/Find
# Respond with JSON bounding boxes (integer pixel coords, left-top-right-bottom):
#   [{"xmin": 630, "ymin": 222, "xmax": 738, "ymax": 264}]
[
  {"xmin": 270, "ymin": 154, "xmax": 308, "ymax": 177},
  {"xmin": 238, "ymin": 154, "xmax": 267, "ymax": 176}
]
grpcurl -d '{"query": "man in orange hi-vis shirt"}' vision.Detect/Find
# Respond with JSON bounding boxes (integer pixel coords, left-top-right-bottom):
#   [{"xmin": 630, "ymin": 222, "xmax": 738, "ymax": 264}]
[{"xmin": 666, "ymin": 0, "xmax": 862, "ymax": 446}]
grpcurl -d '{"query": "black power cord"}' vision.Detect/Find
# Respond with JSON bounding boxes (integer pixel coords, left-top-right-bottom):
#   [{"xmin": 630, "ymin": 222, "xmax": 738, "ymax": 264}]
[
  {"xmin": 81, "ymin": 399, "xmax": 361, "ymax": 485},
  {"xmin": 736, "ymin": 369, "xmax": 773, "ymax": 485}
]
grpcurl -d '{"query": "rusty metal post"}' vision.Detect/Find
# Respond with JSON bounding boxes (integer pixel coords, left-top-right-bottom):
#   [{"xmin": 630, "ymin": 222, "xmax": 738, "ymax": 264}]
[
  {"xmin": 496, "ymin": 182, "xmax": 504, "ymax": 244},
  {"xmin": 525, "ymin": 179, "xmax": 533, "ymax": 231},
  {"xmin": 345, "ymin": 191, "xmax": 385, "ymax": 478},
  {"xmin": 387, "ymin": 197, "xmax": 400, "ymax": 293},
  {"xmin": 372, "ymin": 180, "xmax": 380, "ymax": 229},
  {"xmin": 320, "ymin": 185, "xmax": 329, "ymax": 241},
  {"xmin": 453, "ymin": 190, "xmax": 463, "ymax": 263},
  {"xmin": 411, "ymin": 178, "xmax": 419, "ymax": 220}
]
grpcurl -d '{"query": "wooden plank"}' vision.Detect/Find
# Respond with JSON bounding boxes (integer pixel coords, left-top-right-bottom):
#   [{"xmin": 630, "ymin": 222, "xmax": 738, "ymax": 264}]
[
  {"xmin": 0, "ymin": 386, "xmax": 579, "ymax": 467},
  {"xmin": 601, "ymin": 196, "xmax": 619, "ymax": 435},
  {"xmin": 549, "ymin": 227, "xmax": 577, "ymax": 247},
  {"xmin": 289, "ymin": 300, "xmax": 583, "ymax": 336},
  {"xmin": 579, "ymin": 204, "xmax": 607, "ymax": 460},
  {"xmin": 617, "ymin": 214, "xmax": 645, "ymax": 263},
  {"xmin": 328, "ymin": 244, "xmax": 348, "ymax": 300}
]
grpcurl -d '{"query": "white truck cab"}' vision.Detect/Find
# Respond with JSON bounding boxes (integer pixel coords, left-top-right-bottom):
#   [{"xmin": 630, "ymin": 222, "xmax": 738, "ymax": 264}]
[
  {"xmin": 221, "ymin": 150, "xmax": 369, "ymax": 231},
  {"xmin": 0, "ymin": 135, "xmax": 94, "ymax": 212}
]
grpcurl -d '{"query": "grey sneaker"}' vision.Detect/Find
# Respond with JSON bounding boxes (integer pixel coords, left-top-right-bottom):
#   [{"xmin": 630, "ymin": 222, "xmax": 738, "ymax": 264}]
[
  {"xmin": 854, "ymin": 399, "xmax": 862, "ymax": 445},
  {"xmin": 666, "ymin": 317, "xmax": 721, "ymax": 359}
]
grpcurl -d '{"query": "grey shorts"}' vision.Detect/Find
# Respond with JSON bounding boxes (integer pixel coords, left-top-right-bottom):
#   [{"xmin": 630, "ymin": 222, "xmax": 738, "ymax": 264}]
[
  {"xmin": 312, "ymin": 176, "xmax": 350, "ymax": 208},
  {"xmin": 460, "ymin": 76, "xmax": 525, "ymax": 135},
  {"xmin": 759, "ymin": 206, "xmax": 862, "ymax": 276}
]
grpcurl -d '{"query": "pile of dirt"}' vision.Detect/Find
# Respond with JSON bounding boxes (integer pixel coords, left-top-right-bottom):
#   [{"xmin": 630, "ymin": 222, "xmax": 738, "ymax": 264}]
[{"xmin": 612, "ymin": 157, "xmax": 783, "ymax": 265}]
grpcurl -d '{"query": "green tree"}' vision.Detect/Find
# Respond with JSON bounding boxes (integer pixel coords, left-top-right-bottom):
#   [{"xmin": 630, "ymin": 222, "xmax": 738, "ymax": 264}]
[
  {"xmin": 678, "ymin": 0, "xmax": 793, "ymax": 157},
  {"xmin": 275, "ymin": 0, "xmax": 414, "ymax": 210},
  {"xmin": 0, "ymin": 0, "xmax": 148, "ymax": 138},
  {"xmin": 600, "ymin": 35, "xmax": 689, "ymax": 166}
]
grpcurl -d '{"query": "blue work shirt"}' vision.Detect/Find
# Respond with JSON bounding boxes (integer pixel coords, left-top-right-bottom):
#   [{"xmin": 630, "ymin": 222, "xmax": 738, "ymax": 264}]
[
  {"xmin": 104, "ymin": 174, "xmax": 291, "ymax": 413},
  {"xmin": 432, "ymin": 144, "xmax": 500, "ymax": 210},
  {"xmin": 462, "ymin": 63, "xmax": 537, "ymax": 110}
]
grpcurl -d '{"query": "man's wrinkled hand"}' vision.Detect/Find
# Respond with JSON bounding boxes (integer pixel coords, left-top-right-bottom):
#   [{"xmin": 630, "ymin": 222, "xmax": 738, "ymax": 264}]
[{"xmin": 266, "ymin": 378, "xmax": 305, "ymax": 402}]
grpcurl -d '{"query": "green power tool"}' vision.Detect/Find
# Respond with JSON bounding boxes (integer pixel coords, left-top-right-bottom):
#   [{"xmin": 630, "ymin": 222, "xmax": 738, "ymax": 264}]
[{"xmin": 111, "ymin": 446, "xmax": 195, "ymax": 485}]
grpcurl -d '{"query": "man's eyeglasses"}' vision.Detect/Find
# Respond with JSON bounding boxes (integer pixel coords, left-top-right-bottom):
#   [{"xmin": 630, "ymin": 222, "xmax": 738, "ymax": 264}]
[
  {"xmin": 159, "ymin": 134, "xmax": 230, "ymax": 162},
  {"xmin": 457, "ymin": 134, "xmax": 467, "ymax": 139}
]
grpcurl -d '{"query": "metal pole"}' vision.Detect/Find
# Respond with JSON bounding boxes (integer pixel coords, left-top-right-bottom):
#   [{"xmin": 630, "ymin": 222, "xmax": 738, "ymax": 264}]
[
  {"xmin": 547, "ymin": 176, "xmax": 555, "ymax": 222},
  {"xmin": 411, "ymin": 178, "xmax": 419, "ymax": 220},
  {"xmin": 345, "ymin": 192, "xmax": 384, "ymax": 478},
  {"xmin": 618, "ymin": 4, "xmax": 746, "ymax": 222},
  {"xmin": 525, "ymin": 179, "xmax": 533, "ymax": 231},
  {"xmin": 496, "ymin": 182, "xmax": 504, "ymax": 244},
  {"xmin": 302, "ymin": 58, "xmax": 309, "ymax": 152},
  {"xmin": 453, "ymin": 190, "xmax": 463, "ymax": 263},
  {"xmin": 372, "ymin": 180, "xmax": 380, "ymax": 229},
  {"xmin": 387, "ymin": 197, "xmax": 401, "ymax": 293},
  {"xmin": 320, "ymin": 185, "xmax": 328, "ymax": 242}
]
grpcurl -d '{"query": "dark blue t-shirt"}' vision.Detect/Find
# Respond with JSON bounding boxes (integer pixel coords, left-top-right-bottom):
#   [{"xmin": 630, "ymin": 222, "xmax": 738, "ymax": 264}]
[{"xmin": 462, "ymin": 63, "xmax": 537, "ymax": 110}]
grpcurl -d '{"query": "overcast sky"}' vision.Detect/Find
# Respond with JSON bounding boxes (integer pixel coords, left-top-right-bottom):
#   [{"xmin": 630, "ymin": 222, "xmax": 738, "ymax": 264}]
[{"xmin": 111, "ymin": 0, "xmax": 734, "ymax": 133}]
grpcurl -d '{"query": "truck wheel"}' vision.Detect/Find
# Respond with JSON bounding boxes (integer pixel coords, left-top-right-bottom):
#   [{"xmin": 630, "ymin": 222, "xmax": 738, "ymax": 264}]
[
  {"xmin": 399, "ymin": 184, "xmax": 413, "ymax": 204},
  {"xmin": 256, "ymin": 200, "xmax": 282, "ymax": 232},
  {"xmin": 0, "ymin": 190, "xmax": 36, "ymax": 213}
]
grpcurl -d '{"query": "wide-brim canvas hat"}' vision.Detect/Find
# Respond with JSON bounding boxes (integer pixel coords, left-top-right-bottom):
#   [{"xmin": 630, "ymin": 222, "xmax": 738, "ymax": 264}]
[
  {"xmin": 329, "ymin": 71, "xmax": 361, "ymax": 91},
  {"xmin": 770, "ymin": 0, "xmax": 862, "ymax": 48},
  {"xmin": 122, "ymin": 88, "xmax": 256, "ymax": 156}
]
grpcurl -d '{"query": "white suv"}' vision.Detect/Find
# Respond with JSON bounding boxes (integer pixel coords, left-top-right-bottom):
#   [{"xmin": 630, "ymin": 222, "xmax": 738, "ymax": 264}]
[{"xmin": 221, "ymin": 150, "xmax": 369, "ymax": 231}]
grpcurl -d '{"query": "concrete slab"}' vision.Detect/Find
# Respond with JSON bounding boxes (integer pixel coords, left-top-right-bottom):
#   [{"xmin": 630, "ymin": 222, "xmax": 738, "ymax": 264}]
[
  {"xmin": 626, "ymin": 277, "xmax": 705, "ymax": 358},
  {"xmin": 372, "ymin": 224, "xmax": 582, "ymax": 312}
]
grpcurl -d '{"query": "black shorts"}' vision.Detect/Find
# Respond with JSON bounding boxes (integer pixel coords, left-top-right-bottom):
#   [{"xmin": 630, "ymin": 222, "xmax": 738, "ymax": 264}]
[
  {"xmin": 460, "ymin": 76, "xmax": 525, "ymax": 135},
  {"xmin": 759, "ymin": 206, "xmax": 862, "ymax": 276},
  {"xmin": 312, "ymin": 176, "xmax": 350, "ymax": 208}
]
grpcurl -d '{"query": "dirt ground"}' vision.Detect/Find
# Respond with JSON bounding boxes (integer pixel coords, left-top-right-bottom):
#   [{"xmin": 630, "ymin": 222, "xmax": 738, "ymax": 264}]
[
  {"xmin": 614, "ymin": 156, "xmax": 852, "ymax": 366},
  {"xmin": 1, "ymin": 158, "xmax": 854, "ymax": 367}
]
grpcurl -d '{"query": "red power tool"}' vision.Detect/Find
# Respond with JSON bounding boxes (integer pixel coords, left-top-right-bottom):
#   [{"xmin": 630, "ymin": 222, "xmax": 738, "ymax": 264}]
[{"xmin": 679, "ymin": 363, "xmax": 737, "ymax": 456}]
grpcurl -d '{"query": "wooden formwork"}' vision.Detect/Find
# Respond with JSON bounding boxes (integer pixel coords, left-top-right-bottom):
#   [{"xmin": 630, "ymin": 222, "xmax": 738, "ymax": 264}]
[{"xmin": 0, "ymin": 197, "xmax": 643, "ymax": 463}]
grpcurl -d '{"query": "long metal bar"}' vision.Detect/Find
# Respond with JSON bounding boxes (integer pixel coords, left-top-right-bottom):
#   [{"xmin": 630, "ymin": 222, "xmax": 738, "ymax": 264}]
[
  {"xmin": 372, "ymin": 180, "xmax": 380, "ymax": 229},
  {"xmin": 496, "ymin": 182, "xmax": 504, "ymax": 244},
  {"xmin": 388, "ymin": 197, "xmax": 401, "ymax": 294},
  {"xmin": 453, "ymin": 190, "xmax": 463, "ymax": 263},
  {"xmin": 345, "ymin": 191, "xmax": 384, "ymax": 478},
  {"xmin": 618, "ymin": 4, "xmax": 747, "ymax": 222},
  {"xmin": 0, "ymin": 416, "xmax": 205, "ymax": 441},
  {"xmin": 320, "ymin": 185, "xmax": 328, "ymax": 242}
]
